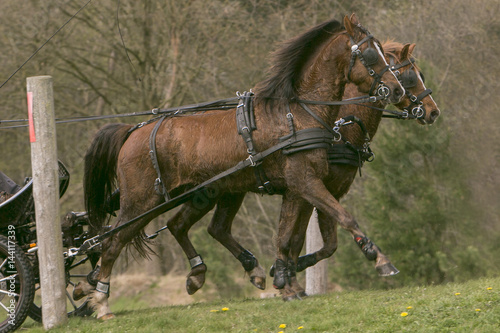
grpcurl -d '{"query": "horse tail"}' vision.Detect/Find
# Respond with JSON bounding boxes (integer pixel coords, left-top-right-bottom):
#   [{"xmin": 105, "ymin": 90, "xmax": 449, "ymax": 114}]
[{"xmin": 84, "ymin": 123, "xmax": 133, "ymax": 231}]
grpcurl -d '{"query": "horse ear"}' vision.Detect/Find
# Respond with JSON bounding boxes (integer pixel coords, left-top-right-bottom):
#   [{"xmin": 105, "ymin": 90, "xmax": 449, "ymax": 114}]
[
  {"xmin": 344, "ymin": 15, "xmax": 354, "ymax": 36},
  {"xmin": 349, "ymin": 13, "xmax": 360, "ymax": 26},
  {"xmin": 400, "ymin": 43, "xmax": 417, "ymax": 60},
  {"xmin": 408, "ymin": 43, "xmax": 416, "ymax": 56},
  {"xmin": 344, "ymin": 13, "xmax": 361, "ymax": 39},
  {"xmin": 344, "ymin": 15, "xmax": 355, "ymax": 37}
]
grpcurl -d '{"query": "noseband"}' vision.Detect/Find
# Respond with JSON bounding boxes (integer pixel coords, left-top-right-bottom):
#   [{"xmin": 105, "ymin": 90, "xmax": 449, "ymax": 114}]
[
  {"xmin": 389, "ymin": 57, "xmax": 432, "ymax": 119},
  {"xmin": 347, "ymin": 26, "xmax": 391, "ymax": 99}
]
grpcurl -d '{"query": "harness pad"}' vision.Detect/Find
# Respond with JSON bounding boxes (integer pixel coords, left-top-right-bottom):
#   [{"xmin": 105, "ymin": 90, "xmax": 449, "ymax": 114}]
[{"xmin": 279, "ymin": 128, "xmax": 335, "ymax": 155}]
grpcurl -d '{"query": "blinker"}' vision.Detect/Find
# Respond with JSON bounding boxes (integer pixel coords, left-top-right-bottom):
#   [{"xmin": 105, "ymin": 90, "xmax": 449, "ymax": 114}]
[
  {"xmin": 362, "ymin": 47, "xmax": 379, "ymax": 66},
  {"xmin": 399, "ymin": 69, "xmax": 418, "ymax": 89}
]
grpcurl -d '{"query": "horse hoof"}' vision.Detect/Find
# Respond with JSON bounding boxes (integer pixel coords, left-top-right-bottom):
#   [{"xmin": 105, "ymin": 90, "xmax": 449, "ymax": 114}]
[
  {"xmin": 186, "ymin": 279, "xmax": 201, "ymax": 295},
  {"xmin": 73, "ymin": 282, "xmax": 85, "ymax": 301},
  {"xmin": 186, "ymin": 274, "xmax": 205, "ymax": 295},
  {"xmin": 376, "ymin": 263, "xmax": 400, "ymax": 276},
  {"xmin": 98, "ymin": 313, "xmax": 115, "ymax": 321},
  {"xmin": 250, "ymin": 276, "xmax": 266, "ymax": 290},
  {"xmin": 249, "ymin": 266, "xmax": 266, "ymax": 290}
]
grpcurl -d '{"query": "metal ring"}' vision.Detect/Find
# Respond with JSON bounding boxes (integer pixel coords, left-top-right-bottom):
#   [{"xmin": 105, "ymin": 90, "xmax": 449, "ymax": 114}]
[{"xmin": 377, "ymin": 85, "xmax": 390, "ymax": 98}]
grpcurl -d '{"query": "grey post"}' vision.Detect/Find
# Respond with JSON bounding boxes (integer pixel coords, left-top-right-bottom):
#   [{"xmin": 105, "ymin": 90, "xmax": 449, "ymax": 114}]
[
  {"xmin": 27, "ymin": 76, "xmax": 68, "ymax": 329},
  {"xmin": 305, "ymin": 208, "xmax": 328, "ymax": 295}
]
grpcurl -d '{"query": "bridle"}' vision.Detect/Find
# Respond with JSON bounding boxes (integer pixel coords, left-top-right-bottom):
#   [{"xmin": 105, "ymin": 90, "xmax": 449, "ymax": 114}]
[
  {"xmin": 346, "ymin": 25, "xmax": 392, "ymax": 100},
  {"xmin": 389, "ymin": 56, "xmax": 432, "ymax": 120}
]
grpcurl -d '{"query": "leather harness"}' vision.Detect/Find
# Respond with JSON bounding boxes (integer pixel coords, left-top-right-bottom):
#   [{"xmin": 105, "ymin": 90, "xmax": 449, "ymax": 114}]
[{"xmin": 145, "ymin": 93, "xmax": 376, "ymax": 200}]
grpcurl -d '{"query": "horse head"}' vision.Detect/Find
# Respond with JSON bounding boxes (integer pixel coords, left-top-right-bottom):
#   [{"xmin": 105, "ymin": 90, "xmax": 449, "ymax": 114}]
[
  {"xmin": 343, "ymin": 14, "xmax": 404, "ymax": 104},
  {"xmin": 388, "ymin": 43, "xmax": 441, "ymax": 124}
]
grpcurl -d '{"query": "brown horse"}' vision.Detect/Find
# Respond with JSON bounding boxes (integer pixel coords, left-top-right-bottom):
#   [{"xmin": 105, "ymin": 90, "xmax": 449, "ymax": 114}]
[
  {"xmin": 271, "ymin": 41, "xmax": 440, "ymax": 299},
  {"xmin": 162, "ymin": 41, "xmax": 440, "ymax": 300},
  {"xmin": 82, "ymin": 14, "xmax": 404, "ymax": 319}
]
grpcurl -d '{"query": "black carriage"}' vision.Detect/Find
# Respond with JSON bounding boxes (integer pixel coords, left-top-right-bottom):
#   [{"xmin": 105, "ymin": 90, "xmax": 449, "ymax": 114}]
[{"xmin": 0, "ymin": 161, "xmax": 99, "ymax": 332}]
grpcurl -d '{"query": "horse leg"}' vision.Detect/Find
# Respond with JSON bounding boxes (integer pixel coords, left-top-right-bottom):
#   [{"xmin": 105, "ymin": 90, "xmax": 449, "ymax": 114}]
[
  {"xmin": 273, "ymin": 177, "xmax": 346, "ymax": 301},
  {"xmin": 272, "ymin": 194, "xmax": 313, "ymax": 301},
  {"xmin": 295, "ymin": 209, "xmax": 339, "ymax": 273},
  {"xmin": 89, "ymin": 210, "xmax": 156, "ymax": 320},
  {"xmin": 207, "ymin": 193, "xmax": 266, "ymax": 290},
  {"xmin": 286, "ymin": 200, "xmax": 315, "ymax": 299},
  {"xmin": 167, "ymin": 195, "xmax": 218, "ymax": 295},
  {"xmin": 337, "ymin": 216, "xmax": 399, "ymax": 276},
  {"xmin": 88, "ymin": 234, "xmax": 125, "ymax": 320},
  {"xmin": 295, "ymin": 184, "xmax": 398, "ymax": 276}
]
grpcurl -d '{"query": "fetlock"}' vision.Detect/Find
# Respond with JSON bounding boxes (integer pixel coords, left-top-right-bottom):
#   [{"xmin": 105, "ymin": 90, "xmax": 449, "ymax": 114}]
[
  {"xmin": 355, "ymin": 236, "xmax": 378, "ymax": 261},
  {"xmin": 237, "ymin": 250, "xmax": 258, "ymax": 272},
  {"xmin": 272, "ymin": 259, "xmax": 288, "ymax": 289}
]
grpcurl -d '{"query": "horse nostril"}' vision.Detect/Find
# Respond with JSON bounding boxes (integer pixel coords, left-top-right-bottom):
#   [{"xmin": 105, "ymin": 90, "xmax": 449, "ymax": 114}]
[
  {"xmin": 393, "ymin": 86, "xmax": 403, "ymax": 100},
  {"xmin": 430, "ymin": 109, "xmax": 440, "ymax": 122}
]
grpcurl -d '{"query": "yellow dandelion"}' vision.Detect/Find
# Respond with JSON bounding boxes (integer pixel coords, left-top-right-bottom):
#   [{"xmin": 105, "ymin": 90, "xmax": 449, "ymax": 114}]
[
  {"xmin": 298, "ymin": 326, "xmax": 304, "ymax": 330},
  {"xmin": 278, "ymin": 331, "xmax": 284, "ymax": 333},
  {"xmin": 487, "ymin": 287, "xmax": 492, "ymax": 290},
  {"xmin": 406, "ymin": 306, "xmax": 413, "ymax": 310},
  {"xmin": 210, "ymin": 309, "xmax": 219, "ymax": 313},
  {"xmin": 279, "ymin": 323, "xmax": 287, "ymax": 329},
  {"xmin": 455, "ymin": 292, "xmax": 461, "ymax": 296},
  {"xmin": 475, "ymin": 309, "xmax": 481, "ymax": 312},
  {"xmin": 401, "ymin": 312, "xmax": 409, "ymax": 317},
  {"xmin": 221, "ymin": 307, "xmax": 229, "ymax": 311}
]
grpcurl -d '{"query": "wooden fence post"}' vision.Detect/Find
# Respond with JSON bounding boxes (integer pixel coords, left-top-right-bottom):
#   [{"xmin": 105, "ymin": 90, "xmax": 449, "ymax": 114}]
[
  {"xmin": 305, "ymin": 208, "xmax": 328, "ymax": 295},
  {"xmin": 27, "ymin": 76, "xmax": 68, "ymax": 329}
]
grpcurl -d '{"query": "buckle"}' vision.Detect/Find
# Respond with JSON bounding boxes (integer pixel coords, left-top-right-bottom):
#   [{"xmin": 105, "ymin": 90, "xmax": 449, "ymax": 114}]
[{"xmin": 246, "ymin": 155, "xmax": 257, "ymax": 167}]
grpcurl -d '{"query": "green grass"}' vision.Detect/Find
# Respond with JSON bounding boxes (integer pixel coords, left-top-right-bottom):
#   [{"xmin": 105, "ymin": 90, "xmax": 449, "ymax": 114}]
[{"xmin": 21, "ymin": 277, "xmax": 499, "ymax": 333}]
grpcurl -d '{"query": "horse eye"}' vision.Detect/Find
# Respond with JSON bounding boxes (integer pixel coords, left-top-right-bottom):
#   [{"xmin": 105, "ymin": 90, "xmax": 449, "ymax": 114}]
[{"xmin": 362, "ymin": 48, "xmax": 379, "ymax": 66}]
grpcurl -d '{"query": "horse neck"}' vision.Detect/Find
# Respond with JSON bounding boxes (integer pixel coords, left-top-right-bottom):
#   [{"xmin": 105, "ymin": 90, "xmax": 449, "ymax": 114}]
[
  {"xmin": 339, "ymin": 83, "xmax": 383, "ymax": 145},
  {"xmin": 295, "ymin": 36, "xmax": 350, "ymax": 127}
]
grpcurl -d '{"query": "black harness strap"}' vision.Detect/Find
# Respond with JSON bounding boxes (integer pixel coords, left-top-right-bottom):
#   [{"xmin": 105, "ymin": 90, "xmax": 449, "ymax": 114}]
[
  {"xmin": 328, "ymin": 115, "xmax": 374, "ymax": 176},
  {"xmin": 149, "ymin": 115, "xmax": 170, "ymax": 201},
  {"xmin": 298, "ymin": 102, "xmax": 342, "ymax": 141},
  {"xmin": 280, "ymin": 128, "xmax": 335, "ymax": 155},
  {"xmin": 236, "ymin": 91, "xmax": 273, "ymax": 194}
]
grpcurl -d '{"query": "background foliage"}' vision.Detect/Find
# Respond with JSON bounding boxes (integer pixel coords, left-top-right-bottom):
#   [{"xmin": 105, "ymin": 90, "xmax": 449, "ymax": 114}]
[{"xmin": 0, "ymin": 0, "xmax": 499, "ymax": 299}]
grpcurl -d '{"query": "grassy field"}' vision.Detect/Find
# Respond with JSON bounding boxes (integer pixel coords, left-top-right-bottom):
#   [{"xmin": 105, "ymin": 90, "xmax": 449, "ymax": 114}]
[{"xmin": 21, "ymin": 276, "xmax": 499, "ymax": 333}]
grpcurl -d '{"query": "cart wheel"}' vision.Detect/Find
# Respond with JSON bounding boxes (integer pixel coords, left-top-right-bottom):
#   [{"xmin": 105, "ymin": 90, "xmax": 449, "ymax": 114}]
[
  {"xmin": 0, "ymin": 234, "xmax": 35, "ymax": 333},
  {"xmin": 27, "ymin": 251, "xmax": 98, "ymax": 322}
]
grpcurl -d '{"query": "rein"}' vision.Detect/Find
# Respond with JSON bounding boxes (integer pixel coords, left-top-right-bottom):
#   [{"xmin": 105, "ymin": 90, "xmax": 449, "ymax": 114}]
[{"xmin": 0, "ymin": 94, "xmax": 405, "ymax": 130}]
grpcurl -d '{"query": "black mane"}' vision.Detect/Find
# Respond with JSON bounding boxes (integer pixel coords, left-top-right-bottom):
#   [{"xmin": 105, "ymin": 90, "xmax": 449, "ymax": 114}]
[{"xmin": 254, "ymin": 19, "xmax": 344, "ymax": 104}]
